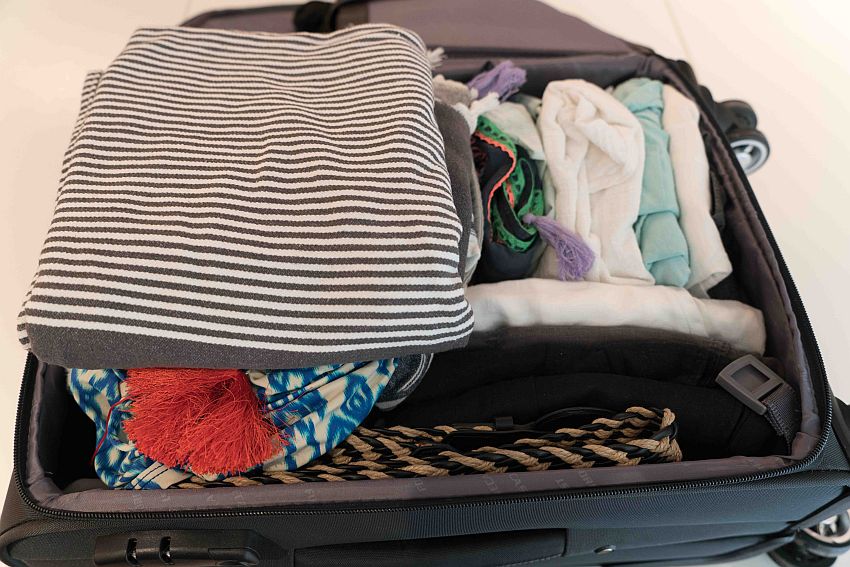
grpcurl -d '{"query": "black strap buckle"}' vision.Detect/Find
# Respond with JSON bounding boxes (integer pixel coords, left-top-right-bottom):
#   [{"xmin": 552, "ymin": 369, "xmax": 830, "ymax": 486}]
[{"xmin": 716, "ymin": 354, "xmax": 786, "ymax": 416}]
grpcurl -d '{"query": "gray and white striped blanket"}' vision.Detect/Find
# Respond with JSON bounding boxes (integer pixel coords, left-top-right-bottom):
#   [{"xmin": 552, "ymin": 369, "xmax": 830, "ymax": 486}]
[{"xmin": 19, "ymin": 24, "xmax": 472, "ymax": 369}]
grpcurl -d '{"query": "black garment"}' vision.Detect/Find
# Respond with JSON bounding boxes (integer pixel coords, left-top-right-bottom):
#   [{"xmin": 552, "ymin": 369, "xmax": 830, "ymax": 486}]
[
  {"xmin": 378, "ymin": 371, "xmax": 782, "ymax": 460},
  {"xmin": 471, "ymin": 134, "xmax": 543, "ymax": 283},
  {"xmin": 372, "ymin": 103, "xmax": 473, "ymax": 412},
  {"xmin": 403, "ymin": 325, "xmax": 763, "ymax": 406},
  {"xmin": 377, "ymin": 326, "xmax": 786, "ymax": 460}
]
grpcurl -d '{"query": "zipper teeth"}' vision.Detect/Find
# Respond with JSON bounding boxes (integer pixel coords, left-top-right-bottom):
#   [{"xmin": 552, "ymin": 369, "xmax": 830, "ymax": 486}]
[
  {"xmin": 429, "ymin": 47, "xmax": 626, "ymax": 59},
  {"xmin": 9, "ymin": 56, "xmax": 833, "ymax": 523}
]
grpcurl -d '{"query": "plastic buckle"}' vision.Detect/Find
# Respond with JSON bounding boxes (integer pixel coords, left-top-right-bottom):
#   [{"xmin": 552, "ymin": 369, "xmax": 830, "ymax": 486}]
[{"xmin": 716, "ymin": 354, "xmax": 786, "ymax": 416}]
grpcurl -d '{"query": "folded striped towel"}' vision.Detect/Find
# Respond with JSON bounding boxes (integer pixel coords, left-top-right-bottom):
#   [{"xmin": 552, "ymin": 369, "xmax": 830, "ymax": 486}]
[{"xmin": 19, "ymin": 24, "xmax": 473, "ymax": 369}]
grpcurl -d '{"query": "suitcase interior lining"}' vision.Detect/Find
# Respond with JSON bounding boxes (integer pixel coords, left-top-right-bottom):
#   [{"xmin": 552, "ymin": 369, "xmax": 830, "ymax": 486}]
[
  {"xmin": 18, "ymin": 54, "xmax": 821, "ymax": 512},
  {"xmin": 373, "ymin": 326, "xmax": 787, "ymax": 461}
]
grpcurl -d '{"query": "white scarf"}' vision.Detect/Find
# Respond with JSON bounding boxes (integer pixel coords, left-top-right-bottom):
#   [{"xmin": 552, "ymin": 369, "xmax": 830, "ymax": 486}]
[
  {"xmin": 662, "ymin": 85, "xmax": 733, "ymax": 297},
  {"xmin": 534, "ymin": 79, "xmax": 654, "ymax": 285},
  {"xmin": 466, "ymin": 279, "xmax": 766, "ymax": 354}
]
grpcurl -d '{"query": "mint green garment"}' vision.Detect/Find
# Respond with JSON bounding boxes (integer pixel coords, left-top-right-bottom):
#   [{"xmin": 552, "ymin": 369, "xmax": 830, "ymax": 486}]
[{"xmin": 612, "ymin": 78, "xmax": 690, "ymax": 287}]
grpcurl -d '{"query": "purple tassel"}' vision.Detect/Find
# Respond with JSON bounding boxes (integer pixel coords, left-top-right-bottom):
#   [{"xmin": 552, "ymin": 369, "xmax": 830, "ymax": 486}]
[
  {"xmin": 523, "ymin": 214, "xmax": 595, "ymax": 281},
  {"xmin": 467, "ymin": 61, "xmax": 527, "ymax": 102}
]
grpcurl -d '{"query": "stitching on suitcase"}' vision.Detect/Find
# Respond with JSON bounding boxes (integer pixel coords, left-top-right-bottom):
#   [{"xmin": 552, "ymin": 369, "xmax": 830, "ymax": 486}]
[
  {"xmin": 706, "ymin": 107, "xmax": 809, "ymax": 379},
  {"xmin": 705, "ymin": 107, "xmax": 818, "ymax": 437}
]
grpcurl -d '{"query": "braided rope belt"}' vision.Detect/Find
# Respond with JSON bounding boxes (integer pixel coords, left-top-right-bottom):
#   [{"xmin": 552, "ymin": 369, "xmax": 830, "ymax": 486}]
[{"xmin": 173, "ymin": 406, "xmax": 681, "ymax": 488}]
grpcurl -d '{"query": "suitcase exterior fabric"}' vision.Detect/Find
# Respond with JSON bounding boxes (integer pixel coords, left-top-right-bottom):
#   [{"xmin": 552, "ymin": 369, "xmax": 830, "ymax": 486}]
[{"xmin": 3, "ymin": 1, "xmax": 850, "ymax": 565}]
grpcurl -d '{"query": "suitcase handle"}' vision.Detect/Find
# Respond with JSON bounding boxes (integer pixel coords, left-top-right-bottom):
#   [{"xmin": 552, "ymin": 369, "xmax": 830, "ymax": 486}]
[{"xmin": 294, "ymin": 529, "xmax": 566, "ymax": 566}]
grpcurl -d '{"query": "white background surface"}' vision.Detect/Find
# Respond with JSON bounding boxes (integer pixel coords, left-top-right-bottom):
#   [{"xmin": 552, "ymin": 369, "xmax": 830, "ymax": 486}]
[{"xmin": 1, "ymin": 1, "xmax": 849, "ymax": 564}]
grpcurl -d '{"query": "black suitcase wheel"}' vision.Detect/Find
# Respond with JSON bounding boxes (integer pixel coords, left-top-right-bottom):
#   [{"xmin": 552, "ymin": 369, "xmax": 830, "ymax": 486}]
[
  {"xmin": 797, "ymin": 512, "xmax": 850, "ymax": 558},
  {"xmin": 769, "ymin": 513, "xmax": 850, "ymax": 567},
  {"xmin": 769, "ymin": 541, "xmax": 836, "ymax": 567},
  {"xmin": 720, "ymin": 99, "xmax": 759, "ymax": 130},
  {"xmin": 728, "ymin": 128, "xmax": 770, "ymax": 174}
]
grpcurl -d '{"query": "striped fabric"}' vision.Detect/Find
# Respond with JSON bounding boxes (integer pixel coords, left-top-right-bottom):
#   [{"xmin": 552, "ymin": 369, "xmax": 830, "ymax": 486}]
[{"xmin": 19, "ymin": 24, "xmax": 473, "ymax": 369}]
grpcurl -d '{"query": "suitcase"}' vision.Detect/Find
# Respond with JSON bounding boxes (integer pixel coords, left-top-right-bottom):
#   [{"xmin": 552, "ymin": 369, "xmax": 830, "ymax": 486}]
[{"xmin": 3, "ymin": 1, "xmax": 850, "ymax": 565}]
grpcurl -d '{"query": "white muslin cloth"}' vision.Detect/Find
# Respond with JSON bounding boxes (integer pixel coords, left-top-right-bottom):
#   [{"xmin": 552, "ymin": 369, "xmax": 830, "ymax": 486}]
[
  {"xmin": 466, "ymin": 279, "xmax": 766, "ymax": 354},
  {"xmin": 534, "ymin": 79, "xmax": 654, "ymax": 285},
  {"xmin": 662, "ymin": 85, "xmax": 733, "ymax": 297},
  {"xmin": 484, "ymin": 101, "xmax": 546, "ymax": 160}
]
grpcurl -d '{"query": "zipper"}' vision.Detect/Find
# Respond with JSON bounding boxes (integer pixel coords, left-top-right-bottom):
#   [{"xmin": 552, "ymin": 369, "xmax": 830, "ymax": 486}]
[
  {"xmin": 434, "ymin": 46, "xmax": 630, "ymax": 59},
  {"xmin": 9, "ymin": 55, "xmax": 836, "ymax": 524}
]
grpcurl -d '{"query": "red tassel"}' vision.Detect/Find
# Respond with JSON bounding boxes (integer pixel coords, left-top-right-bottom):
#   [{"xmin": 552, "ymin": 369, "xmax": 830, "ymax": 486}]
[{"xmin": 123, "ymin": 368, "xmax": 282, "ymax": 476}]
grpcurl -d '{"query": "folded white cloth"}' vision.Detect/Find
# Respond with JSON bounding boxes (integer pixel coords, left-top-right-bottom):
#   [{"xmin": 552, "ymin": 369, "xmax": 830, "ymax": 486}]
[
  {"xmin": 484, "ymin": 101, "xmax": 545, "ymax": 160},
  {"xmin": 466, "ymin": 278, "xmax": 766, "ymax": 354},
  {"xmin": 513, "ymin": 93, "xmax": 543, "ymax": 121},
  {"xmin": 534, "ymin": 80, "xmax": 654, "ymax": 285},
  {"xmin": 453, "ymin": 92, "xmax": 500, "ymax": 134},
  {"xmin": 662, "ymin": 85, "xmax": 733, "ymax": 297}
]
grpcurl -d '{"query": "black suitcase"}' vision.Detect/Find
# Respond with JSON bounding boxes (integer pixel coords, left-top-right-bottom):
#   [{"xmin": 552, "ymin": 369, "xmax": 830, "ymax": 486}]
[{"xmin": 3, "ymin": 2, "xmax": 850, "ymax": 565}]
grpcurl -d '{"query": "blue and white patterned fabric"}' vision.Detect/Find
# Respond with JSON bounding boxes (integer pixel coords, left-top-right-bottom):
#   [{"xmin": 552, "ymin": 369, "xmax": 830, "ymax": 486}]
[
  {"xmin": 250, "ymin": 359, "xmax": 396, "ymax": 471},
  {"xmin": 67, "ymin": 369, "xmax": 192, "ymax": 489},
  {"xmin": 67, "ymin": 359, "xmax": 396, "ymax": 489}
]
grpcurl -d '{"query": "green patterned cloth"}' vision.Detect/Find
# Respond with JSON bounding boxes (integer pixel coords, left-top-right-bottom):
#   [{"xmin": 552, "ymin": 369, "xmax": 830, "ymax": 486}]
[{"xmin": 475, "ymin": 115, "xmax": 545, "ymax": 253}]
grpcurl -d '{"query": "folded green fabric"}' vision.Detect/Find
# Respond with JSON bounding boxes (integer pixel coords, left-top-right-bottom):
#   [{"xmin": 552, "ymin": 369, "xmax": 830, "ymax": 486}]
[
  {"xmin": 474, "ymin": 115, "xmax": 545, "ymax": 253},
  {"xmin": 612, "ymin": 78, "xmax": 691, "ymax": 287}
]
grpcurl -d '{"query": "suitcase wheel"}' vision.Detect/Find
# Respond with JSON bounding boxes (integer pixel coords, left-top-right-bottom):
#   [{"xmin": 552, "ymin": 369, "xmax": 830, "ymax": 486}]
[
  {"xmin": 769, "ymin": 542, "xmax": 836, "ymax": 567},
  {"xmin": 769, "ymin": 512, "xmax": 850, "ymax": 566},
  {"xmin": 720, "ymin": 99, "xmax": 759, "ymax": 130},
  {"xmin": 798, "ymin": 512, "xmax": 850, "ymax": 557},
  {"xmin": 728, "ymin": 127, "xmax": 770, "ymax": 174}
]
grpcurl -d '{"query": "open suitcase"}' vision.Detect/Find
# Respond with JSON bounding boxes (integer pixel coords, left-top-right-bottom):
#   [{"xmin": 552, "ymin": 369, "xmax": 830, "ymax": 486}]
[{"xmin": 4, "ymin": 1, "xmax": 850, "ymax": 565}]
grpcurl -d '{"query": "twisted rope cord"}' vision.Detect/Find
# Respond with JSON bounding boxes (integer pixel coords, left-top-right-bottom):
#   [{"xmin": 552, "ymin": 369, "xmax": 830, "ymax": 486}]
[{"xmin": 173, "ymin": 407, "xmax": 681, "ymax": 489}]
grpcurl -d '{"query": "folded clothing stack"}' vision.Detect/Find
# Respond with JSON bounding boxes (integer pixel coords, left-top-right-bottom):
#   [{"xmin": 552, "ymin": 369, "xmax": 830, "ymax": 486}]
[
  {"xmin": 19, "ymin": 24, "xmax": 474, "ymax": 489},
  {"xmin": 25, "ymin": 33, "xmax": 774, "ymax": 490},
  {"xmin": 436, "ymin": 64, "xmax": 757, "ymax": 354},
  {"xmin": 18, "ymin": 24, "xmax": 472, "ymax": 370}
]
